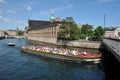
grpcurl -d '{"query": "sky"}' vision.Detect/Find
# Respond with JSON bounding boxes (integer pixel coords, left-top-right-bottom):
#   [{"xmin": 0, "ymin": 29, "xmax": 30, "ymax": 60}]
[{"xmin": 0, "ymin": 0, "xmax": 120, "ymax": 30}]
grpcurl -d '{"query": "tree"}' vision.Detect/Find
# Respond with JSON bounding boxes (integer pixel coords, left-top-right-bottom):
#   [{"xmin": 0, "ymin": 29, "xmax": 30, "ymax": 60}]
[
  {"xmin": 93, "ymin": 26, "xmax": 105, "ymax": 41},
  {"xmin": 80, "ymin": 24, "xmax": 93, "ymax": 36},
  {"xmin": 94, "ymin": 26, "xmax": 105, "ymax": 37},
  {"xmin": 79, "ymin": 24, "xmax": 94, "ymax": 39},
  {"xmin": 69, "ymin": 23, "xmax": 80, "ymax": 40},
  {"xmin": 62, "ymin": 17, "xmax": 75, "ymax": 23},
  {"xmin": 58, "ymin": 22, "xmax": 80, "ymax": 40},
  {"xmin": 17, "ymin": 30, "xmax": 24, "ymax": 36}
]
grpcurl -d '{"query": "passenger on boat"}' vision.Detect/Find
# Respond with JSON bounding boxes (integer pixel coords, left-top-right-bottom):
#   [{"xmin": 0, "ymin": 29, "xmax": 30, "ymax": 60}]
[
  {"xmin": 83, "ymin": 52, "xmax": 87, "ymax": 55},
  {"xmin": 22, "ymin": 45, "xmax": 101, "ymax": 58}
]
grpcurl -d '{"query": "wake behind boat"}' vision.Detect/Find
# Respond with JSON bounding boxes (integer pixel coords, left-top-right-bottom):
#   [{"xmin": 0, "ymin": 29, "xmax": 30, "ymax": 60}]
[
  {"xmin": 8, "ymin": 42, "xmax": 15, "ymax": 46},
  {"xmin": 21, "ymin": 45, "xmax": 102, "ymax": 63}
]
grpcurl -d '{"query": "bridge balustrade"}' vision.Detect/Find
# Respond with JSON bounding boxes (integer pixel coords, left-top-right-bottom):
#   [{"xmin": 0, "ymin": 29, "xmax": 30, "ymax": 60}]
[
  {"xmin": 103, "ymin": 38, "xmax": 120, "ymax": 62},
  {"xmin": 103, "ymin": 38, "xmax": 120, "ymax": 53}
]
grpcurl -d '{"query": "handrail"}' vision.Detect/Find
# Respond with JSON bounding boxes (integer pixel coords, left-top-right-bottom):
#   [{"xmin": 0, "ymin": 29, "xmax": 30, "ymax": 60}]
[{"xmin": 103, "ymin": 38, "xmax": 120, "ymax": 55}]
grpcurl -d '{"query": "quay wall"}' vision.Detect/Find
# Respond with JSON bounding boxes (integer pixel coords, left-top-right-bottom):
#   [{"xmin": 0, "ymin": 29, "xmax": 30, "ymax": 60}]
[
  {"xmin": 0, "ymin": 36, "xmax": 5, "ymax": 40},
  {"xmin": 57, "ymin": 40, "xmax": 101, "ymax": 49},
  {"xmin": 28, "ymin": 36, "xmax": 57, "ymax": 44},
  {"xmin": 27, "ymin": 36, "xmax": 101, "ymax": 49}
]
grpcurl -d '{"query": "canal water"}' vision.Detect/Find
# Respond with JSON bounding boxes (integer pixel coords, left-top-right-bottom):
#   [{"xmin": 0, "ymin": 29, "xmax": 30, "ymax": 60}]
[{"xmin": 0, "ymin": 39, "xmax": 118, "ymax": 80}]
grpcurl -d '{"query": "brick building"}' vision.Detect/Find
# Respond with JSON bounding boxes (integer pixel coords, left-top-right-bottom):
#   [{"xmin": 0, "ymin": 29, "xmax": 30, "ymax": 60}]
[
  {"xmin": 27, "ymin": 20, "xmax": 62, "ymax": 38},
  {"xmin": 26, "ymin": 17, "xmax": 63, "ymax": 44}
]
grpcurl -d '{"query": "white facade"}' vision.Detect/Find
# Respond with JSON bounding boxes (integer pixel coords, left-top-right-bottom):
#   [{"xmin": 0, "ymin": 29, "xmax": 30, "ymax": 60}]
[
  {"xmin": 104, "ymin": 28, "xmax": 120, "ymax": 38},
  {"xmin": 114, "ymin": 28, "xmax": 120, "ymax": 38}
]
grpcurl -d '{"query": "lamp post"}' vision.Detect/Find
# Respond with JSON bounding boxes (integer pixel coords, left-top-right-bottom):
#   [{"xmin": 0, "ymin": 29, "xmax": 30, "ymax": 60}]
[{"xmin": 104, "ymin": 14, "xmax": 106, "ymax": 29}]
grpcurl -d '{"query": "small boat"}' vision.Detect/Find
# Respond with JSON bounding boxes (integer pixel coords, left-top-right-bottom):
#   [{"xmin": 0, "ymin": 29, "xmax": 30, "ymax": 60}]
[{"xmin": 8, "ymin": 42, "xmax": 15, "ymax": 46}]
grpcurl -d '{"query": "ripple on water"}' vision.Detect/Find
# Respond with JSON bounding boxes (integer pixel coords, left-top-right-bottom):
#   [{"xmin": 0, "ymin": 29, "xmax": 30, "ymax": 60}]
[{"xmin": 0, "ymin": 39, "xmax": 105, "ymax": 80}]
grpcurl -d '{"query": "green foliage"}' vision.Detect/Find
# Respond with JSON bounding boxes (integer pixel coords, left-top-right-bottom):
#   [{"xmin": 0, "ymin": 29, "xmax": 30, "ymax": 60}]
[
  {"xmin": 79, "ymin": 24, "xmax": 105, "ymax": 41},
  {"xmin": 80, "ymin": 24, "xmax": 93, "ymax": 36},
  {"xmin": 58, "ymin": 22, "xmax": 80, "ymax": 40},
  {"xmin": 59, "ymin": 16, "xmax": 80, "ymax": 40},
  {"xmin": 62, "ymin": 17, "xmax": 75, "ymax": 23},
  {"xmin": 17, "ymin": 30, "xmax": 24, "ymax": 36},
  {"xmin": 94, "ymin": 26, "xmax": 105, "ymax": 37},
  {"xmin": 79, "ymin": 24, "xmax": 94, "ymax": 39},
  {"xmin": 88, "ymin": 26, "xmax": 105, "ymax": 41},
  {"xmin": 59, "ymin": 17, "xmax": 105, "ymax": 41},
  {"xmin": 70, "ymin": 24, "xmax": 80, "ymax": 40},
  {"xmin": 79, "ymin": 34, "xmax": 87, "ymax": 39}
]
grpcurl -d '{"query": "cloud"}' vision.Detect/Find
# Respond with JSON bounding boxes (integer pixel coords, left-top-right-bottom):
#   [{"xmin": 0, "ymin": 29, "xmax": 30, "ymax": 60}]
[
  {"xmin": 7, "ymin": 10, "xmax": 15, "ymax": 14},
  {"xmin": 7, "ymin": 10, "xmax": 16, "ymax": 14},
  {"xmin": 39, "ymin": 4, "xmax": 72, "ymax": 16},
  {"xmin": 0, "ymin": 0, "xmax": 5, "ymax": 4},
  {"xmin": 0, "ymin": 16, "xmax": 24, "ymax": 25},
  {"xmin": 98, "ymin": 0, "xmax": 116, "ymax": 3},
  {"xmin": 26, "ymin": 6, "xmax": 32, "ymax": 11},
  {"xmin": 0, "ymin": 16, "xmax": 13, "ymax": 22}
]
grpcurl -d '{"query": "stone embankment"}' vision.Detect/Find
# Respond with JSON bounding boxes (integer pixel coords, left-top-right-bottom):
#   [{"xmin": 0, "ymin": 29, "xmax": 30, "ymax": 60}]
[
  {"xmin": 27, "ymin": 37, "xmax": 101, "ymax": 49},
  {"xmin": 57, "ymin": 40, "xmax": 101, "ymax": 49}
]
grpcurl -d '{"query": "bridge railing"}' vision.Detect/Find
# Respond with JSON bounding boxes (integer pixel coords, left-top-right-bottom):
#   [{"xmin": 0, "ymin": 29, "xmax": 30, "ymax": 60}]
[{"xmin": 103, "ymin": 38, "xmax": 120, "ymax": 56}]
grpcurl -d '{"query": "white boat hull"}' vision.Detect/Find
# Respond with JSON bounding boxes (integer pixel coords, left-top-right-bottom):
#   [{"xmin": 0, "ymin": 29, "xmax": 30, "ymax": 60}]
[{"xmin": 8, "ymin": 43, "xmax": 15, "ymax": 46}]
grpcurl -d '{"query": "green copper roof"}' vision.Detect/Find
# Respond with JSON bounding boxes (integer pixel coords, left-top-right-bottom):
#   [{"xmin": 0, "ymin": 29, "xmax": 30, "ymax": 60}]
[{"xmin": 50, "ymin": 9, "xmax": 55, "ymax": 22}]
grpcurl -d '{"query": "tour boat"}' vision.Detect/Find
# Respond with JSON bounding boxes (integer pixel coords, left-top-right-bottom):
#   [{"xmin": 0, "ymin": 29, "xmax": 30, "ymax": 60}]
[
  {"xmin": 21, "ymin": 46, "xmax": 102, "ymax": 64},
  {"xmin": 8, "ymin": 42, "xmax": 15, "ymax": 46}
]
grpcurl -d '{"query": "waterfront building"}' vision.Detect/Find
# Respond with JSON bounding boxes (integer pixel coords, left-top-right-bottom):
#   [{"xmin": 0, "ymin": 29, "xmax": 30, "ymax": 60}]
[
  {"xmin": 104, "ymin": 31, "xmax": 114, "ymax": 38},
  {"xmin": 104, "ymin": 27, "xmax": 120, "ymax": 38},
  {"xmin": 0, "ymin": 30, "xmax": 4, "ymax": 37},
  {"xmin": 26, "ymin": 9, "xmax": 65, "ymax": 44},
  {"xmin": 6, "ymin": 30, "xmax": 17, "ymax": 37},
  {"xmin": 27, "ymin": 19, "xmax": 62, "ymax": 38},
  {"xmin": 27, "ymin": 15, "xmax": 62, "ymax": 44}
]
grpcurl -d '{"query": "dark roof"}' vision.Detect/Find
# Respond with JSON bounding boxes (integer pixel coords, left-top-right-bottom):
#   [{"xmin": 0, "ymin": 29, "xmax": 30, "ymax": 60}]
[
  {"xmin": 28, "ymin": 20, "xmax": 50, "ymax": 28},
  {"xmin": 7, "ymin": 30, "xmax": 17, "ymax": 31},
  {"xmin": 28, "ymin": 20, "xmax": 64, "ymax": 30}
]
